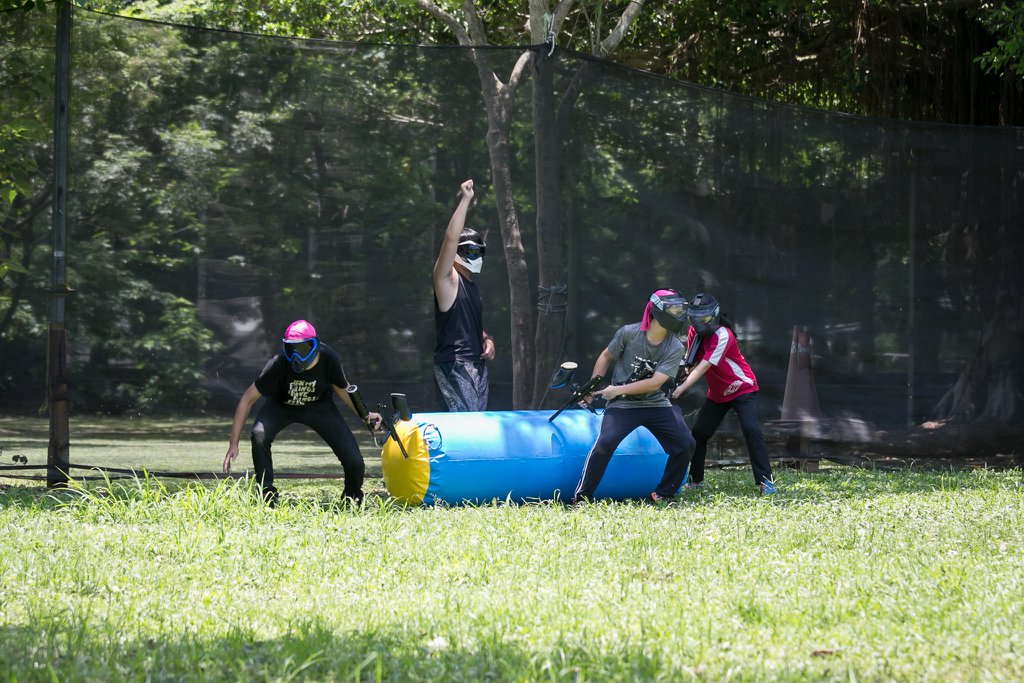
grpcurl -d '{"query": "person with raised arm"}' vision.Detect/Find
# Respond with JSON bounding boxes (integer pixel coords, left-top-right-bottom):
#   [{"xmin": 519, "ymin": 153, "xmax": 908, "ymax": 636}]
[{"xmin": 432, "ymin": 179, "xmax": 495, "ymax": 411}]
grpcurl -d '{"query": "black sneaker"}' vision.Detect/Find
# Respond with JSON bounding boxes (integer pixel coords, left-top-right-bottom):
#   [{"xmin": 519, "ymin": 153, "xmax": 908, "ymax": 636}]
[
  {"xmin": 648, "ymin": 491, "xmax": 675, "ymax": 504},
  {"xmin": 262, "ymin": 486, "xmax": 279, "ymax": 508}
]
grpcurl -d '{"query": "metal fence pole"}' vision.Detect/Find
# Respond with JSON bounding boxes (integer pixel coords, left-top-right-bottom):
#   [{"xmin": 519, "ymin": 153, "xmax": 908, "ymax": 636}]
[{"xmin": 47, "ymin": 0, "xmax": 72, "ymax": 488}]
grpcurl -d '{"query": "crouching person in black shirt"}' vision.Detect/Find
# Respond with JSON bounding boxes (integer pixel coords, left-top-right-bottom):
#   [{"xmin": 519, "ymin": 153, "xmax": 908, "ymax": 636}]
[{"xmin": 223, "ymin": 319, "xmax": 380, "ymax": 507}]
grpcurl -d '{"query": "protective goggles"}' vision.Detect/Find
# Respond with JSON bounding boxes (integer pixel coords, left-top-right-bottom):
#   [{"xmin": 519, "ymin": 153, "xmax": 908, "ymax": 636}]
[
  {"xmin": 651, "ymin": 293, "xmax": 687, "ymax": 317},
  {"xmin": 282, "ymin": 337, "xmax": 318, "ymax": 363},
  {"xmin": 687, "ymin": 302, "xmax": 720, "ymax": 326},
  {"xmin": 457, "ymin": 242, "xmax": 486, "ymax": 261}
]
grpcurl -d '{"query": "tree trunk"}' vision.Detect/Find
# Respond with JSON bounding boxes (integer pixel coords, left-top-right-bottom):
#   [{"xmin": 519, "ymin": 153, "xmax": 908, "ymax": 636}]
[
  {"xmin": 485, "ymin": 106, "xmax": 534, "ymax": 408},
  {"xmin": 935, "ymin": 291, "xmax": 1024, "ymax": 423},
  {"xmin": 530, "ymin": 53, "xmax": 567, "ymax": 407},
  {"xmin": 934, "ymin": 127, "xmax": 1024, "ymax": 426},
  {"xmin": 469, "ymin": 54, "xmax": 535, "ymax": 408}
]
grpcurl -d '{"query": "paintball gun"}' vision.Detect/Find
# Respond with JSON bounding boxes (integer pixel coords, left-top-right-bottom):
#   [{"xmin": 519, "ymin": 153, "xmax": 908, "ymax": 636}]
[
  {"xmin": 683, "ymin": 336, "xmax": 702, "ymax": 372},
  {"xmin": 375, "ymin": 393, "xmax": 411, "ymax": 459},
  {"xmin": 669, "ymin": 337, "xmax": 703, "ymax": 401},
  {"xmin": 346, "ymin": 385, "xmax": 379, "ymax": 446},
  {"xmin": 547, "ymin": 361, "xmax": 604, "ymax": 423},
  {"xmin": 348, "ymin": 386, "xmax": 410, "ymax": 459}
]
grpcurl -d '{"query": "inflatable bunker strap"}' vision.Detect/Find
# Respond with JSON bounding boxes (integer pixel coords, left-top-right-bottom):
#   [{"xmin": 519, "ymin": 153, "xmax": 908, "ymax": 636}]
[{"xmin": 381, "ymin": 409, "xmax": 672, "ymax": 505}]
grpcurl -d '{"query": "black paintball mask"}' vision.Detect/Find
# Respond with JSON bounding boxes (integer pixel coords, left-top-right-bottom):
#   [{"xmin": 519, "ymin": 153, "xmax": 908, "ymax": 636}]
[
  {"xmin": 649, "ymin": 290, "xmax": 688, "ymax": 334},
  {"xmin": 687, "ymin": 293, "xmax": 721, "ymax": 337},
  {"xmin": 283, "ymin": 338, "xmax": 318, "ymax": 373}
]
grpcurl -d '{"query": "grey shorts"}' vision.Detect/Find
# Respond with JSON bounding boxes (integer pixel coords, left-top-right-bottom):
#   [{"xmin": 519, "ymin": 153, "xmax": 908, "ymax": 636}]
[{"xmin": 434, "ymin": 360, "xmax": 489, "ymax": 412}]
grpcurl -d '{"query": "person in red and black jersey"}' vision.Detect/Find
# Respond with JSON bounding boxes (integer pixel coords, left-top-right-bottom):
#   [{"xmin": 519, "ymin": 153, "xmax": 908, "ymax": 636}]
[{"xmin": 672, "ymin": 293, "xmax": 776, "ymax": 495}]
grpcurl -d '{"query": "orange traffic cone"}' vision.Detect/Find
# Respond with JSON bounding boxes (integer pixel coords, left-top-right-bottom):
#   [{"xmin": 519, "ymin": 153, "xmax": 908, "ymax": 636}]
[
  {"xmin": 782, "ymin": 326, "xmax": 821, "ymax": 420},
  {"xmin": 780, "ymin": 325, "xmax": 821, "ymax": 471}
]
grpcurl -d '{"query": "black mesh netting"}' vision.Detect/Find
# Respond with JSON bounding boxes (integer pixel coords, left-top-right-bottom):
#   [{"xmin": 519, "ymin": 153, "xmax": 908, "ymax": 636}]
[{"xmin": 2, "ymin": 7, "xmax": 1022, "ymax": 475}]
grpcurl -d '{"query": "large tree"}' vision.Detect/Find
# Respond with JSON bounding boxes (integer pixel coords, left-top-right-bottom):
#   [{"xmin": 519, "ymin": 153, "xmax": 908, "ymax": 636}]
[{"xmin": 408, "ymin": 1, "xmax": 648, "ymax": 408}]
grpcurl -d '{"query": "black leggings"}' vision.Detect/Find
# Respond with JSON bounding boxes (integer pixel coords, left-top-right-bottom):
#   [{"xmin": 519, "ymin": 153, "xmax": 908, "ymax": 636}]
[
  {"xmin": 574, "ymin": 405, "xmax": 695, "ymax": 500},
  {"xmin": 250, "ymin": 399, "xmax": 365, "ymax": 500},
  {"xmin": 689, "ymin": 391, "xmax": 772, "ymax": 486}
]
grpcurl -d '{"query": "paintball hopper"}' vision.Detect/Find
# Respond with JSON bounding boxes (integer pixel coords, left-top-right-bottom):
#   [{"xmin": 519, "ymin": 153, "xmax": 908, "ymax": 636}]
[
  {"xmin": 548, "ymin": 362, "xmax": 603, "ymax": 423},
  {"xmin": 391, "ymin": 393, "xmax": 412, "ymax": 422},
  {"xmin": 548, "ymin": 361, "xmax": 578, "ymax": 389}
]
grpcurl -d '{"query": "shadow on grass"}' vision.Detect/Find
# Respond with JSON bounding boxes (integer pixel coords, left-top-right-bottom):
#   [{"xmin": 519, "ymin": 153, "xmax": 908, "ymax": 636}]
[
  {"xmin": 0, "ymin": 619, "xmax": 716, "ymax": 682},
  {"xmin": 0, "ymin": 415, "xmax": 377, "ymax": 445}
]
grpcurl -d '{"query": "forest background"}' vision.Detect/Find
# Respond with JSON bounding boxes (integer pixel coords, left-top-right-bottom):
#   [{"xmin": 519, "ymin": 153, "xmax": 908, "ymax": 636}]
[{"xmin": 1, "ymin": 0, "xmax": 1022, "ymax": 449}]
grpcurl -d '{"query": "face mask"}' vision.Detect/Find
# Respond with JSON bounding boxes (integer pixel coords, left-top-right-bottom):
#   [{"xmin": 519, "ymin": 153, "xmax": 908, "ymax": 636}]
[
  {"xmin": 455, "ymin": 253, "xmax": 483, "ymax": 274},
  {"xmin": 649, "ymin": 292, "xmax": 688, "ymax": 333},
  {"xmin": 282, "ymin": 337, "xmax": 319, "ymax": 372}
]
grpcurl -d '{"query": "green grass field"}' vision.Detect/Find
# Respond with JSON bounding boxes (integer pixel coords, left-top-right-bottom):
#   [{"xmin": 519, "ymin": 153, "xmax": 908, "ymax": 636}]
[{"xmin": 2, "ymin": 417, "xmax": 1023, "ymax": 681}]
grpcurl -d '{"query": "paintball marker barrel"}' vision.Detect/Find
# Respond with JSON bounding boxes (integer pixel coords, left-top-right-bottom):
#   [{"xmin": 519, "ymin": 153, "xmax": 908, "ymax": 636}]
[
  {"xmin": 548, "ymin": 374, "xmax": 604, "ymax": 423},
  {"xmin": 347, "ymin": 385, "xmax": 370, "ymax": 421},
  {"xmin": 683, "ymin": 337, "xmax": 702, "ymax": 370},
  {"xmin": 347, "ymin": 385, "xmax": 379, "ymax": 446}
]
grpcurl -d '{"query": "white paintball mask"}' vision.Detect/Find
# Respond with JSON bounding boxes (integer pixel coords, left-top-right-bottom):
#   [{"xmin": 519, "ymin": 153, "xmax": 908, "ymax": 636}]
[{"xmin": 456, "ymin": 239, "xmax": 485, "ymax": 274}]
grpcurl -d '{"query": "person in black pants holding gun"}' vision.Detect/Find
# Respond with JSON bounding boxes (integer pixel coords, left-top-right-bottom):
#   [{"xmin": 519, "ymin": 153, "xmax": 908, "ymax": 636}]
[
  {"xmin": 571, "ymin": 289, "xmax": 696, "ymax": 504},
  {"xmin": 223, "ymin": 319, "xmax": 381, "ymax": 506},
  {"xmin": 672, "ymin": 293, "xmax": 776, "ymax": 495}
]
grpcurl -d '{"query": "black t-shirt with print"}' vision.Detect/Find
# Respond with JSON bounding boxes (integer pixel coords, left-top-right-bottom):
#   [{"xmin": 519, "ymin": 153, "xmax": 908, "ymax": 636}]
[{"xmin": 254, "ymin": 343, "xmax": 349, "ymax": 406}]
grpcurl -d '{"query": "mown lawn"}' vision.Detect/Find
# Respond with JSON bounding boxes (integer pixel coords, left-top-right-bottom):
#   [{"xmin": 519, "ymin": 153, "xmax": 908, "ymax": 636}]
[
  {"xmin": 2, "ymin": 438, "xmax": 1023, "ymax": 682},
  {"xmin": 0, "ymin": 415, "xmax": 383, "ymax": 479}
]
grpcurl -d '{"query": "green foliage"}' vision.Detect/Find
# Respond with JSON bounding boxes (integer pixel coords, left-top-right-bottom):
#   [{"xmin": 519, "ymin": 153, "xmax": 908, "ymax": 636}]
[
  {"xmin": 977, "ymin": 3, "xmax": 1024, "ymax": 77},
  {"xmin": 91, "ymin": 0, "xmax": 443, "ymax": 42},
  {"xmin": 615, "ymin": 0, "xmax": 1020, "ymax": 124},
  {"xmin": 0, "ymin": 0, "xmax": 46, "ymax": 12},
  {"xmin": 129, "ymin": 298, "xmax": 223, "ymax": 412},
  {"xmin": 0, "ymin": 120, "xmax": 43, "ymax": 206},
  {"xmin": 2, "ymin": 2, "xmax": 1019, "ymax": 423},
  {"xmin": 0, "ymin": 3, "xmax": 51, "ymax": 282}
]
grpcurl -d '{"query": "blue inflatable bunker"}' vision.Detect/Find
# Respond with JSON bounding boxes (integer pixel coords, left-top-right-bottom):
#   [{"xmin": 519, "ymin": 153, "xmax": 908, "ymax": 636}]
[{"xmin": 381, "ymin": 409, "xmax": 671, "ymax": 505}]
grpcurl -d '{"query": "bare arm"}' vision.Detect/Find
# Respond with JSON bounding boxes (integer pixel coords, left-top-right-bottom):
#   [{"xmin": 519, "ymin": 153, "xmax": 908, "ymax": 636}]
[
  {"xmin": 672, "ymin": 359, "xmax": 713, "ymax": 399},
  {"xmin": 591, "ymin": 347, "xmax": 614, "ymax": 381},
  {"xmin": 433, "ymin": 179, "xmax": 474, "ymax": 313},
  {"xmin": 595, "ymin": 371, "xmax": 672, "ymax": 401},
  {"xmin": 578, "ymin": 348, "xmax": 614, "ymax": 404},
  {"xmin": 223, "ymin": 383, "xmax": 262, "ymax": 473}
]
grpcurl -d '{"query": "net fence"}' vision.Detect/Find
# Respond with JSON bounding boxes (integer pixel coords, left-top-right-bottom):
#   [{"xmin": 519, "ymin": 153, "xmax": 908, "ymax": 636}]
[{"xmin": 2, "ymin": 6, "xmax": 1022, "ymax": 478}]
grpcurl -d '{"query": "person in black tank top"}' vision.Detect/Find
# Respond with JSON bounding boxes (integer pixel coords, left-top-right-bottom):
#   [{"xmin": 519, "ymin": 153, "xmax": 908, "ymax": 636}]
[{"xmin": 432, "ymin": 179, "xmax": 495, "ymax": 411}]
